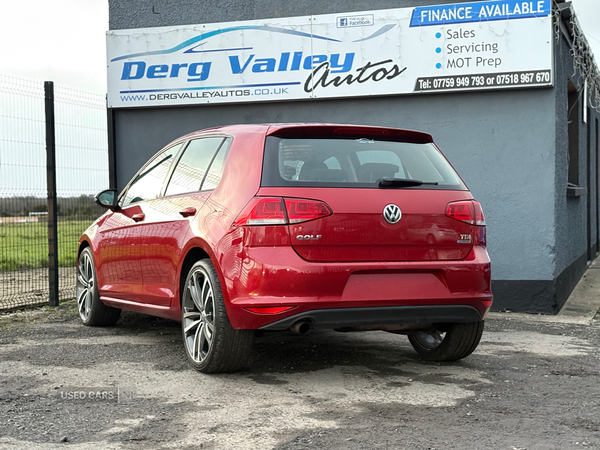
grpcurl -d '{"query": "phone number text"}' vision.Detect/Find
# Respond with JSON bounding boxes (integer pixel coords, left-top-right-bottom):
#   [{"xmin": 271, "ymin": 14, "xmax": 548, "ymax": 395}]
[{"xmin": 414, "ymin": 70, "xmax": 552, "ymax": 92}]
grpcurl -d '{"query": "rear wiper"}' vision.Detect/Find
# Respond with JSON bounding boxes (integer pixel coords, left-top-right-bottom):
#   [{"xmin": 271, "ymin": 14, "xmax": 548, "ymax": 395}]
[{"xmin": 378, "ymin": 177, "xmax": 439, "ymax": 188}]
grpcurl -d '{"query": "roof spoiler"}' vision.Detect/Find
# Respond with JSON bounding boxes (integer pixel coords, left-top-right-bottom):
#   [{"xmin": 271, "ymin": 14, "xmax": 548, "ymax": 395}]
[{"xmin": 266, "ymin": 124, "xmax": 433, "ymax": 144}]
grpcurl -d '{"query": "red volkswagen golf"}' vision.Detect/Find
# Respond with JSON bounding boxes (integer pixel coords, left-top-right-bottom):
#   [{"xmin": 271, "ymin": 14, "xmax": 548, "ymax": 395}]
[{"xmin": 77, "ymin": 124, "xmax": 492, "ymax": 373}]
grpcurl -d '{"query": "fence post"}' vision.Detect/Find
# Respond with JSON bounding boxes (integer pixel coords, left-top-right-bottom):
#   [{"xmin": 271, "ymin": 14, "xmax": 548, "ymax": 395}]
[
  {"xmin": 45, "ymin": 81, "xmax": 59, "ymax": 307},
  {"xmin": 107, "ymin": 105, "xmax": 118, "ymax": 189}
]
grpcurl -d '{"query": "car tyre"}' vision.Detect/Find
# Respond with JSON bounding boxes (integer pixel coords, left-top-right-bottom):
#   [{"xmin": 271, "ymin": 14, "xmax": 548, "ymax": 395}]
[
  {"xmin": 181, "ymin": 259, "xmax": 254, "ymax": 373},
  {"xmin": 76, "ymin": 247, "xmax": 121, "ymax": 326},
  {"xmin": 408, "ymin": 321, "xmax": 484, "ymax": 361}
]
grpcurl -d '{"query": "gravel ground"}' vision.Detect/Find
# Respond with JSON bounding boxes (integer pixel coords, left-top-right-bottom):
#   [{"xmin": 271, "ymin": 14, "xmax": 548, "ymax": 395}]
[{"xmin": 0, "ymin": 302, "xmax": 599, "ymax": 450}]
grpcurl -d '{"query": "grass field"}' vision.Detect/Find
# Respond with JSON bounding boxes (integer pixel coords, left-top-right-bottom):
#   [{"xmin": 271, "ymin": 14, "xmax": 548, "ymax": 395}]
[{"xmin": 0, "ymin": 220, "xmax": 92, "ymax": 271}]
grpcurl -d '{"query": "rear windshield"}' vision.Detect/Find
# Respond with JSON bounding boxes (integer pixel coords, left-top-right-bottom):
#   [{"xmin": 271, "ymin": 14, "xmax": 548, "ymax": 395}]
[{"xmin": 261, "ymin": 136, "xmax": 467, "ymax": 190}]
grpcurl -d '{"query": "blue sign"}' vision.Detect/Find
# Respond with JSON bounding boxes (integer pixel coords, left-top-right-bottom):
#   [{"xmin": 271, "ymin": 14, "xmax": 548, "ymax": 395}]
[{"xmin": 410, "ymin": 0, "xmax": 551, "ymax": 27}]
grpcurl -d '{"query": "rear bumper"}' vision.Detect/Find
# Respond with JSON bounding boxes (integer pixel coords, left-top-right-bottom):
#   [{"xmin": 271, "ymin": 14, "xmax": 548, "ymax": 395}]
[
  {"xmin": 220, "ymin": 242, "xmax": 492, "ymax": 329},
  {"xmin": 260, "ymin": 305, "xmax": 483, "ymax": 330}
]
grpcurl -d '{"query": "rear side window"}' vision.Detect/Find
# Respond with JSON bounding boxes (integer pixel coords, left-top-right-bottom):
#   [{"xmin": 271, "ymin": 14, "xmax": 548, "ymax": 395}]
[
  {"xmin": 202, "ymin": 138, "xmax": 232, "ymax": 190},
  {"xmin": 165, "ymin": 137, "xmax": 225, "ymax": 196},
  {"xmin": 262, "ymin": 137, "xmax": 465, "ymax": 190}
]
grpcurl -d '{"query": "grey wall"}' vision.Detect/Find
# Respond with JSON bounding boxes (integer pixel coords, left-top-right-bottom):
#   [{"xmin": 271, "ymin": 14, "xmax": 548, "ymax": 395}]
[
  {"xmin": 553, "ymin": 31, "xmax": 600, "ymax": 279},
  {"xmin": 114, "ymin": 87, "xmax": 558, "ymax": 282}
]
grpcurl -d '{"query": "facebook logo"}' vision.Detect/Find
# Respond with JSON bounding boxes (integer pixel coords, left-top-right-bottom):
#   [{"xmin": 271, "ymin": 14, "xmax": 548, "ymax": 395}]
[{"xmin": 337, "ymin": 15, "xmax": 374, "ymax": 28}]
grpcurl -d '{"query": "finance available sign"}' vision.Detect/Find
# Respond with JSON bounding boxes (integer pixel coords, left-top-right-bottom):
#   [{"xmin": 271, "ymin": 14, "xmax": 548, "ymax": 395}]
[{"xmin": 106, "ymin": 0, "xmax": 553, "ymax": 108}]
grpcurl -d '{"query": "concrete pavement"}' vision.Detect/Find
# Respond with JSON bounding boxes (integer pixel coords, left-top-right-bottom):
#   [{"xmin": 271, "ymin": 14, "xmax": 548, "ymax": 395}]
[{"xmin": 488, "ymin": 259, "xmax": 600, "ymax": 325}]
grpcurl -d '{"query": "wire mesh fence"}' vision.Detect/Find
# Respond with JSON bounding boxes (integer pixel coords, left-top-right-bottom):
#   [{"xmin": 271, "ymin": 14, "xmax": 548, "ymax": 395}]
[{"xmin": 0, "ymin": 74, "xmax": 108, "ymax": 310}]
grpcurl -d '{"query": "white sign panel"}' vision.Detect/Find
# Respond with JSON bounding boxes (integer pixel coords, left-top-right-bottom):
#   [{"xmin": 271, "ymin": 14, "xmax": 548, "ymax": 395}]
[{"xmin": 106, "ymin": 0, "xmax": 553, "ymax": 108}]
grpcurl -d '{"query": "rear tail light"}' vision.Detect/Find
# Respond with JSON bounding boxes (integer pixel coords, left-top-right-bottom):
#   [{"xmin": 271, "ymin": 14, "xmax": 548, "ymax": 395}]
[
  {"xmin": 234, "ymin": 198, "xmax": 287, "ymax": 226},
  {"xmin": 445, "ymin": 200, "xmax": 486, "ymax": 226},
  {"xmin": 285, "ymin": 198, "xmax": 331, "ymax": 223},
  {"xmin": 446, "ymin": 201, "xmax": 476, "ymax": 224},
  {"xmin": 473, "ymin": 201, "xmax": 486, "ymax": 226},
  {"xmin": 446, "ymin": 200, "xmax": 486, "ymax": 245},
  {"xmin": 234, "ymin": 197, "xmax": 332, "ymax": 226}
]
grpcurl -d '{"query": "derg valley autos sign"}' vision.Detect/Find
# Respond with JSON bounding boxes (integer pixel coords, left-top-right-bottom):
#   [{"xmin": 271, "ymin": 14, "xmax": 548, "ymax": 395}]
[{"xmin": 106, "ymin": 0, "xmax": 553, "ymax": 108}]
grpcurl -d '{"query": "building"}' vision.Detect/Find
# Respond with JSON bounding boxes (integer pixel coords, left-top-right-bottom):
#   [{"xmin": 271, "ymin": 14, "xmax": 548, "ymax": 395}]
[{"xmin": 106, "ymin": 0, "xmax": 600, "ymax": 313}]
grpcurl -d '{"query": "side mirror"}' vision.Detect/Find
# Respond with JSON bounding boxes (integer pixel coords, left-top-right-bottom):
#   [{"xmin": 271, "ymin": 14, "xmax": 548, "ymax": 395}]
[{"xmin": 94, "ymin": 189, "xmax": 119, "ymax": 211}]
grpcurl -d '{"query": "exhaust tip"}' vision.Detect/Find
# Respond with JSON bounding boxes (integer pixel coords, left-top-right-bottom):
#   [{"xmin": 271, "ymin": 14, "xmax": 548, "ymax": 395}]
[{"xmin": 290, "ymin": 320, "xmax": 312, "ymax": 335}]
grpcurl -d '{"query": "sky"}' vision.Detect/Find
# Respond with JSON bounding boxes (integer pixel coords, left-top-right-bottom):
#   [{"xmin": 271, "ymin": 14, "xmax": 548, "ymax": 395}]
[
  {"xmin": 0, "ymin": 0, "xmax": 598, "ymax": 95},
  {"xmin": 571, "ymin": 0, "xmax": 600, "ymax": 70},
  {"xmin": 0, "ymin": 0, "xmax": 108, "ymax": 93}
]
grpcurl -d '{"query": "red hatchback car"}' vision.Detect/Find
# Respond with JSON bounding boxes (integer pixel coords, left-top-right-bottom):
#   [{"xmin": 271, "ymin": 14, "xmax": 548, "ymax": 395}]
[{"xmin": 77, "ymin": 124, "xmax": 492, "ymax": 373}]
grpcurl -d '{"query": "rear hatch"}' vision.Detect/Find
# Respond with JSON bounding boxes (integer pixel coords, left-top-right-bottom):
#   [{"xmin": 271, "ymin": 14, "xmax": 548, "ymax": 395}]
[{"xmin": 259, "ymin": 125, "xmax": 476, "ymax": 262}]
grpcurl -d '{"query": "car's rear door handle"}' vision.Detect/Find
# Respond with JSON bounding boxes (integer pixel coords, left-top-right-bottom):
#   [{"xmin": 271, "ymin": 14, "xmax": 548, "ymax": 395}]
[
  {"xmin": 132, "ymin": 213, "xmax": 145, "ymax": 222},
  {"xmin": 179, "ymin": 207, "xmax": 197, "ymax": 218}
]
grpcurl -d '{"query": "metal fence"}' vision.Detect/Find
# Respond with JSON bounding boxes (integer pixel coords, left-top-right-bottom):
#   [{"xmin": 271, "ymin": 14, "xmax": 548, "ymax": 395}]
[{"xmin": 0, "ymin": 74, "xmax": 108, "ymax": 310}]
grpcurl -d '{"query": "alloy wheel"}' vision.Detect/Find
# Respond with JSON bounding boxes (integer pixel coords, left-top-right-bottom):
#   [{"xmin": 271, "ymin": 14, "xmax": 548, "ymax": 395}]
[
  {"xmin": 76, "ymin": 250, "xmax": 95, "ymax": 321},
  {"xmin": 182, "ymin": 267, "xmax": 216, "ymax": 364}
]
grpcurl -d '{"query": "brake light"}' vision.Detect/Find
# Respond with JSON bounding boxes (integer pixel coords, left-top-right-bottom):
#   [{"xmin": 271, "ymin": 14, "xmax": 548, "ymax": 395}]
[
  {"xmin": 446, "ymin": 201, "xmax": 486, "ymax": 227},
  {"xmin": 446, "ymin": 200, "xmax": 486, "ymax": 245},
  {"xmin": 234, "ymin": 198, "xmax": 286, "ymax": 226},
  {"xmin": 285, "ymin": 198, "xmax": 332, "ymax": 223},
  {"xmin": 234, "ymin": 197, "xmax": 332, "ymax": 226},
  {"xmin": 333, "ymin": 127, "xmax": 390, "ymax": 136},
  {"xmin": 446, "ymin": 201, "xmax": 475, "ymax": 224}
]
